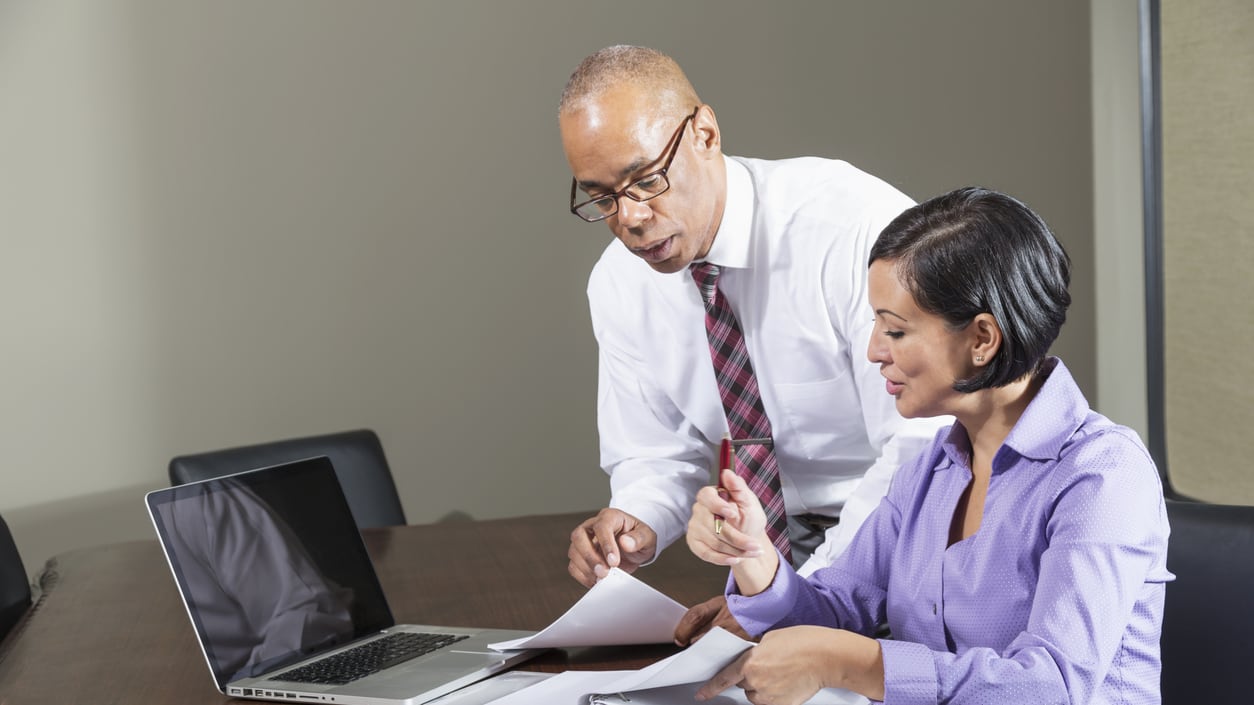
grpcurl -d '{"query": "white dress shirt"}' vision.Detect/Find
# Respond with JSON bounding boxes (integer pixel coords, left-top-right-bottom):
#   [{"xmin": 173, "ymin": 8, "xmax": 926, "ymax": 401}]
[{"xmin": 588, "ymin": 155, "xmax": 951, "ymax": 575}]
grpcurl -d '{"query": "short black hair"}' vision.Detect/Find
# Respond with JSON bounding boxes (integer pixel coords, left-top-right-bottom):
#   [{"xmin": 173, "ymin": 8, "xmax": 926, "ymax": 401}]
[{"xmin": 868, "ymin": 187, "xmax": 1071, "ymax": 392}]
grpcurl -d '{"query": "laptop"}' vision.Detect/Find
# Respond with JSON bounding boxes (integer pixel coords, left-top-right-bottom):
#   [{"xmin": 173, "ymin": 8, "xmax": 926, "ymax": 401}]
[{"xmin": 145, "ymin": 456, "xmax": 543, "ymax": 705}]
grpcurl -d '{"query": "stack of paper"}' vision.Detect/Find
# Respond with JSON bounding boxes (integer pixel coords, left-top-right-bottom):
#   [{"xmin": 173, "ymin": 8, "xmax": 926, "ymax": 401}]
[
  {"xmin": 489, "ymin": 628, "xmax": 861, "ymax": 704},
  {"xmin": 485, "ymin": 569, "xmax": 863, "ymax": 704},
  {"xmin": 489, "ymin": 567, "xmax": 689, "ymax": 650}
]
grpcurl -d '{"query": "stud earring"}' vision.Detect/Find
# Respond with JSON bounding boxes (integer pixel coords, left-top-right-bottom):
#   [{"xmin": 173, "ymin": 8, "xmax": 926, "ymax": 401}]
[{"xmin": 975, "ymin": 355, "xmax": 985, "ymax": 363}]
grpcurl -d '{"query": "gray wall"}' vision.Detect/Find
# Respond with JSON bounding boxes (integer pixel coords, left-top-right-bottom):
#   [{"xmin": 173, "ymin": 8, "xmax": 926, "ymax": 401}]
[{"xmin": 1, "ymin": 0, "xmax": 1100, "ymax": 574}]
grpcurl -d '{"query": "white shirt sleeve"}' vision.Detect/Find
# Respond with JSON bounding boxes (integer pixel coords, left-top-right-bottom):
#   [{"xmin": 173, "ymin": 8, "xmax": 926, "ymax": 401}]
[
  {"xmin": 590, "ymin": 261, "xmax": 712, "ymax": 556},
  {"xmin": 596, "ymin": 344, "xmax": 711, "ymax": 553}
]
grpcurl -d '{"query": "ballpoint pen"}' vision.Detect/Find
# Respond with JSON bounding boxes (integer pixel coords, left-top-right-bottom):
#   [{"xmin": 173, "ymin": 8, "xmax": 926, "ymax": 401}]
[
  {"xmin": 714, "ymin": 436, "xmax": 774, "ymax": 536},
  {"xmin": 714, "ymin": 434, "xmax": 732, "ymax": 536}
]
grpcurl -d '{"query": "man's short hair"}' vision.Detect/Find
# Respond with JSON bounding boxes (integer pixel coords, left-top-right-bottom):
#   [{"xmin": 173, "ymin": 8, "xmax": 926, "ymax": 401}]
[{"xmin": 558, "ymin": 45, "xmax": 698, "ymax": 117}]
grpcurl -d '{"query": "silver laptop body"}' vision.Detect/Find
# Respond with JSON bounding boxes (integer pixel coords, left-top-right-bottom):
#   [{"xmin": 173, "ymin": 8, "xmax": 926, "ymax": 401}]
[{"xmin": 146, "ymin": 456, "xmax": 542, "ymax": 705}]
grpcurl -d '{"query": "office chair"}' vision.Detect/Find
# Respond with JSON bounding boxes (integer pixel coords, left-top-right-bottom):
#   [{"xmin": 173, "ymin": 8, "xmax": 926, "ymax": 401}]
[
  {"xmin": 1160, "ymin": 499, "xmax": 1254, "ymax": 704},
  {"xmin": 168, "ymin": 429, "xmax": 407, "ymax": 529},
  {"xmin": 0, "ymin": 512, "xmax": 32, "ymax": 643}
]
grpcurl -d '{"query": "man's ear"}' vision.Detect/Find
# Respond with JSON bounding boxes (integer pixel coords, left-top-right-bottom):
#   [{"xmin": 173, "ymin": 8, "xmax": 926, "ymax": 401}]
[{"xmin": 691, "ymin": 104, "xmax": 721, "ymax": 159}]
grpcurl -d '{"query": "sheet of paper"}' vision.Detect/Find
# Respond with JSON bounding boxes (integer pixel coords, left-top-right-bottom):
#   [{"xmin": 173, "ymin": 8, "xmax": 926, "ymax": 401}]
[
  {"xmin": 590, "ymin": 629, "xmax": 863, "ymax": 704},
  {"xmin": 483, "ymin": 628, "xmax": 865, "ymax": 705},
  {"xmin": 589, "ymin": 682, "xmax": 866, "ymax": 705},
  {"xmin": 482, "ymin": 629, "xmax": 748, "ymax": 704},
  {"xmin": 592, "ymin": 626, "xmax": 753, "ymax": 692},
  {"xmin": 489, "ymin": 567, "xmax": 688, "ymax": 650}
]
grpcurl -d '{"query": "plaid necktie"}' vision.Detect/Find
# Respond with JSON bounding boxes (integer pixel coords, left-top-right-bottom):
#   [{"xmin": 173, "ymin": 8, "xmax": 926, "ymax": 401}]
[{"xmin": 691, "ymin": 262, "xmax": 792, "ymax": 563}]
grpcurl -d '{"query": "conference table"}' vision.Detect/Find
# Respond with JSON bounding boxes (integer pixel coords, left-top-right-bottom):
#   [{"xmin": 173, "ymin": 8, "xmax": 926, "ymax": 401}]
[{"xmin": 0, "ymin": 512, "xmax": 728, "ymax": 705}]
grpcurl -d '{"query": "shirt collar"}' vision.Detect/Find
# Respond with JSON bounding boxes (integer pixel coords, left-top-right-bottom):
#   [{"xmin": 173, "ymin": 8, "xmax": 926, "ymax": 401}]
[
  {"xmin": 1001, "ymin": 357, "xmax": 1088, "ymax": 462},
  {"xmin": 693, "ymin": 155, "xmax": 753, "ymax": 270},
  {"xmin": 938, "ymin": 357, "xmax": 1089, "ymax": 471}
]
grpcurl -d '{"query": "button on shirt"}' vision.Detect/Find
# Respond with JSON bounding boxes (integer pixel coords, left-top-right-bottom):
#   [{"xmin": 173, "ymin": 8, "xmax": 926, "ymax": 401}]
[
  {"xmin": 727, "ymin": 358, "xmax": 1173, "ymax": 705},
  {"xmin": 588, "ymin": 155, "xmax": 951, "ymax": 574}
]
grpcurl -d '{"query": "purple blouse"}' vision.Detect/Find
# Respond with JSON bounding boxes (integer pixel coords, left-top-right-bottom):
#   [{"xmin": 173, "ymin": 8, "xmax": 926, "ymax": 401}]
[{"xmin": 727, "ymin": 358, "xmax": 1172, "ymax": 704}]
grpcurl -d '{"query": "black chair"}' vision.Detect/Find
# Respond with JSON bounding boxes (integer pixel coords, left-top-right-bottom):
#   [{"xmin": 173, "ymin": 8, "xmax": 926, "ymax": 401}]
[
  {"xmin": 168, "ymin": 429, "xmax": 407, "ymax": 529},
  {"xmin": 1160, "ymin": 499, "xmax": 1254, "ymax": 704},
  {"xmin": 0, "ymin": 512, "xmax": 32, "ymax": 643}
]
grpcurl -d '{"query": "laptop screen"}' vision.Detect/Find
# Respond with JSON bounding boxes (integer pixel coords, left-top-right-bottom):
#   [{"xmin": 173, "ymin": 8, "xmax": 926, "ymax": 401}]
[{"xmin": 147, "ymin": 457, "xmax": 395, "ymax": 690}]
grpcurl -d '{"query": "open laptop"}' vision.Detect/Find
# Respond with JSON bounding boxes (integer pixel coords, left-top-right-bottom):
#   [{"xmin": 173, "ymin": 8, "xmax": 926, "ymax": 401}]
[{"xmin": 145, "ymin": 456, "xmax": 543, "ymax": 705}]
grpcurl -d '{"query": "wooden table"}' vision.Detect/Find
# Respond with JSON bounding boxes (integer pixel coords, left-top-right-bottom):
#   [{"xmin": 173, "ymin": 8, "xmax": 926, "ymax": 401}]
[{"xmin": 0, "ymin": 512, "xmax": 728, "ymax": 705}]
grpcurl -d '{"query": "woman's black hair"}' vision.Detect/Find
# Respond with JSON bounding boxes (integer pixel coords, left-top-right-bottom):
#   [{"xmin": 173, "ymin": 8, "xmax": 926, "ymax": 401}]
[{"xmin": 868, "ymin": 187, "xmax": 1071, "ymax": 392}]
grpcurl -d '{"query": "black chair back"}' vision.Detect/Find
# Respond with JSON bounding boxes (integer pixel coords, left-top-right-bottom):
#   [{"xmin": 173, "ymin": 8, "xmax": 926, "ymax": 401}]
[
  {"xmin": 1161, "ymin": 499, "xmax": 1254, "ymax": 704},
  {"xmin": 0, "ymin": 513, "xmax": 32, "ymax": 643},
  {"xmin": 168, "ymin": 429, "xmax": 406, "ymax": 529}
]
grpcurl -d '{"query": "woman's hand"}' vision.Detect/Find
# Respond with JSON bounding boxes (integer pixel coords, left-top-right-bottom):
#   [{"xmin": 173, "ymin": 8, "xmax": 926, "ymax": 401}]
[
  {"xmin": 697, "ymin": 626, "xmax": 885, "ymax": 704},
  {"xmin": 687, "ymin": 468, "xmax": 778, "ymax": 595}
]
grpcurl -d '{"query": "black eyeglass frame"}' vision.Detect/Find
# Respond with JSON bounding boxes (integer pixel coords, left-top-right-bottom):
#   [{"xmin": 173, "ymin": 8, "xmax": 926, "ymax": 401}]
[{"xmin": 568, "ymin": 107, "xmax": 700, "ymax": 223}]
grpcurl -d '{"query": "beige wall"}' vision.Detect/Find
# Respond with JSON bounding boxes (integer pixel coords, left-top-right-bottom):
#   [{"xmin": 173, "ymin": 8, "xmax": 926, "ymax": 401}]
[
  {"xmin": 1160, "ymin": 0, "xmax": 1254, "ymax": 501},
  {"xmin": 0, "ymin": 0, "xmax": 1099, "ymax": 575}
]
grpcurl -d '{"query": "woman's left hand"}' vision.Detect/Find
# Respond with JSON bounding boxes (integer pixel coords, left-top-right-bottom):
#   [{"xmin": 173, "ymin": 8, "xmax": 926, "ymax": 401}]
[{"xmin": 696, "ymin": 626, "xmax": 885, "ymax": 704}]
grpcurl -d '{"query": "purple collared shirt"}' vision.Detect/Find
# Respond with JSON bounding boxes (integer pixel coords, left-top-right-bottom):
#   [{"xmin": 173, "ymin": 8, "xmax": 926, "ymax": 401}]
[{"xmin": 727, "ymin": 358, "xmax": 1172, "ymax": 705}]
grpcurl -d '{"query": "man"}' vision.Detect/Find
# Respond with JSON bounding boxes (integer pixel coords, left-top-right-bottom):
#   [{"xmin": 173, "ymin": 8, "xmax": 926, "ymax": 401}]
[{"xmin": 559, "ymin": 46, "xmax": 948, "ymax": 628}]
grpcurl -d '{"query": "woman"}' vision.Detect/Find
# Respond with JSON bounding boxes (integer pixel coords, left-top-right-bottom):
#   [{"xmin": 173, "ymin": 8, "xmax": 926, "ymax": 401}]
[{"xmin": 687, "ymin": 187, "xmax": 1171, "ymax": 705}]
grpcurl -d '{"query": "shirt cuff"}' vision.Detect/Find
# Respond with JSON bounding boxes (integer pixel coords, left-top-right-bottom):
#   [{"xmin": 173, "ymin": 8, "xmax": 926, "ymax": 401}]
[
  {"xmin": 878, "ymin": 639, "xmax": 937, "ymax": 705},
  {"xmin": 724, "ymin": 548, "xmax": 799, "ymax": 636}
]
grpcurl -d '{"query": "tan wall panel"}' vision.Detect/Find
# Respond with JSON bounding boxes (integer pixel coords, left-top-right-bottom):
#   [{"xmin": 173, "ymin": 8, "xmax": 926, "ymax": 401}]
[{"xmin": 1161, "ymin": 0, "xmax": 1254, "ymax": 500}]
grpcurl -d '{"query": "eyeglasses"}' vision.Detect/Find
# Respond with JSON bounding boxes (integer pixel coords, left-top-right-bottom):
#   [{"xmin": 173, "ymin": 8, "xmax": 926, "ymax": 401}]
[{"xmin": 569, "ymin": 108, "xmax": 698, "ymax": 223}]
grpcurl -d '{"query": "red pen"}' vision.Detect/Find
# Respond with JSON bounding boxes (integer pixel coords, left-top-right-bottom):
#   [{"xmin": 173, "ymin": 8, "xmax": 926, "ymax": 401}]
[{"xmin": 714, "ymin": 434, "xmax": 732, "ymax": 535}]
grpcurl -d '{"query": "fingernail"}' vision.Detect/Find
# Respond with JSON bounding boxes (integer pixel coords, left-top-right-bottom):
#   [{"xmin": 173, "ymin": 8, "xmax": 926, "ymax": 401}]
[{"xmin": 594, "ymin": 564, "xmax": 608, "ymax": 578}]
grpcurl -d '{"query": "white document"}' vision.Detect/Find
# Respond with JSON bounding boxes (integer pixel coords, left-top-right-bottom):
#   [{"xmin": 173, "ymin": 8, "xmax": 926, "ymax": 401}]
[
  {"xmin": 483, "ymin": 628, "xmax": 750, "ymax": 704},
  {"xmin": 590, "ymin": 626, "xmax": 753, "ymax": 693},
  {"xmin": 587, "ymin": 682, "xmax": 865, "ymax": 705},
  {"xmin": 489, "ymin": 568, "xmax": 688, "ymax": 650},
  {"xmin": 485, "ymin": 628, "xmax": 864, "ymax": 705}
]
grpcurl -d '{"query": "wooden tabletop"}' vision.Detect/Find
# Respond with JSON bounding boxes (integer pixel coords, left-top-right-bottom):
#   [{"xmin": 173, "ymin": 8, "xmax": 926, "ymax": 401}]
[{"xmin": 0, "ymin": 512, "xmax": 728, "ymax": 704}]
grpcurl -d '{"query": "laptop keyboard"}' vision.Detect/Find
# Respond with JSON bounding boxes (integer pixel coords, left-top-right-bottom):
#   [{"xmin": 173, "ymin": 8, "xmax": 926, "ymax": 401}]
[{"xmin": 275, "ymin": 632, "xmax": 471, "ymax": 686}]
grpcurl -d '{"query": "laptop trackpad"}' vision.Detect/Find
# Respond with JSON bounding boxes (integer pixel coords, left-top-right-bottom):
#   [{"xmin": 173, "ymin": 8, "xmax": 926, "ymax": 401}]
[
  {"xmin": 333, "ymin": 654, "xmax": 491, "ymax": 698},
  {"xmin": 420, "ymin": 650, "xmax": 500, "ymax": 670}
]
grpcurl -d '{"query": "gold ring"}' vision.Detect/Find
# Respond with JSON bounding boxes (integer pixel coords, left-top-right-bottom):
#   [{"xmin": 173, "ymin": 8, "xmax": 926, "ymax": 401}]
[{"xmin": 714, "ymin": 518, "xmax": 723, "ymax": 535}]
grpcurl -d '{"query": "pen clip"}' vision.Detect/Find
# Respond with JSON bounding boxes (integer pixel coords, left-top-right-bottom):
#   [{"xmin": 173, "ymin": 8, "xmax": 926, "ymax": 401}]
[{"xmin": 729, "ymin": 436, "xmax": 773, "ymax": 448}]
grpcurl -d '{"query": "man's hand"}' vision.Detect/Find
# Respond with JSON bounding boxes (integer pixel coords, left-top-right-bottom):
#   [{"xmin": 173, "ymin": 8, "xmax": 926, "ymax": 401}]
[
  {"xmin": 567, "ymin": 508, "xmax": 657, "ymax": 587},
  {"xmin": 673, "ymin": 595, "xmax": 750, "ymax": 646}
]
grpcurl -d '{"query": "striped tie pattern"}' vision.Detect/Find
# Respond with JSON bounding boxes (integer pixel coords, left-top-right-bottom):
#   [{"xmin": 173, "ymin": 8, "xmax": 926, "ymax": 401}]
[{"xmin": 691, "ymin": 262, "xmax": 792, "ymax": 563}]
